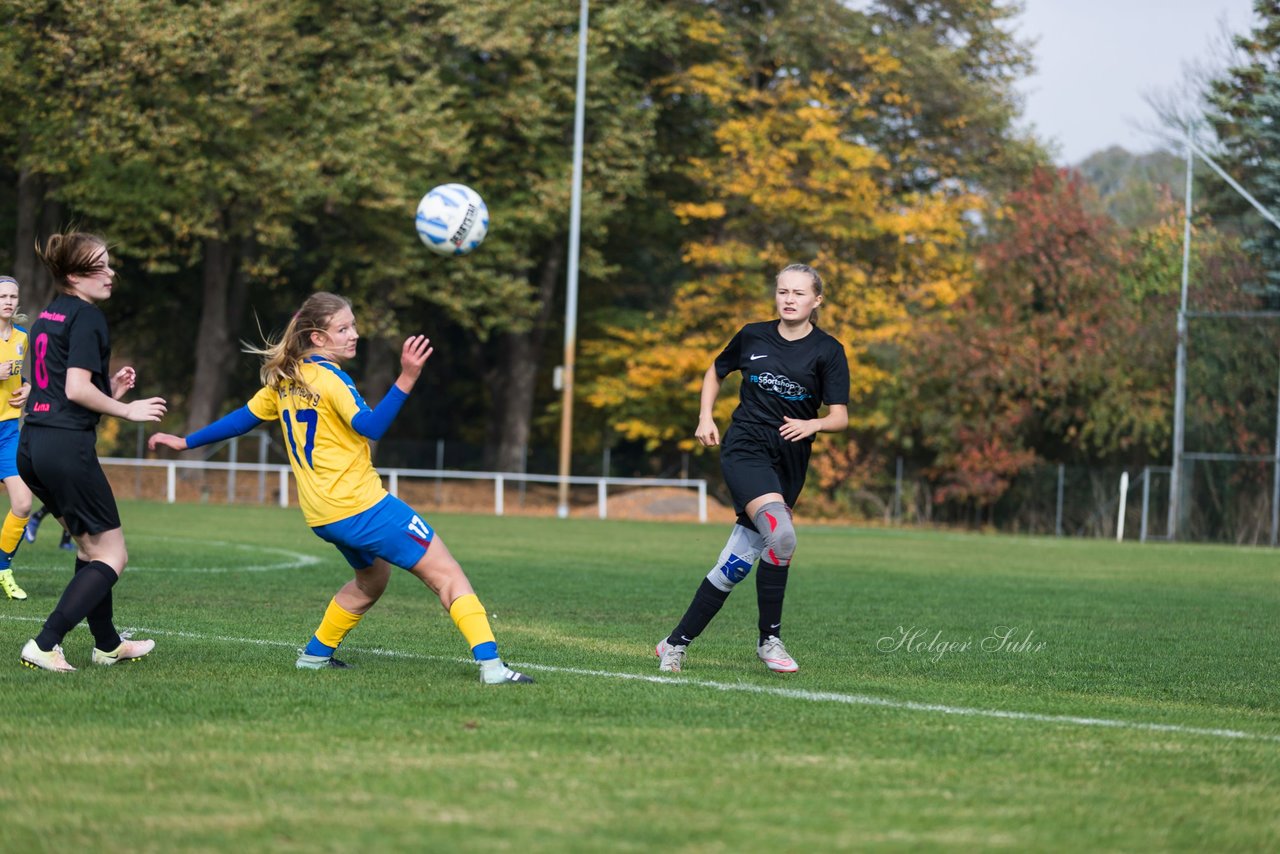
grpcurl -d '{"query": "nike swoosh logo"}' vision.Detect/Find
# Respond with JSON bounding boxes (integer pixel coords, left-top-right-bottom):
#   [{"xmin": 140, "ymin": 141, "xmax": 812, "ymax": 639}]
[{"xmin": 750, "ymin": 354, "xmax": 768, "ymax": 360}]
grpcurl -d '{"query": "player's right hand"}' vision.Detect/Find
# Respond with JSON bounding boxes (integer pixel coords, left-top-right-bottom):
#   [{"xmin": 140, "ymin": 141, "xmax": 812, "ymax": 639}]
[
  {"xmin": 695, "ymin": 416, "xmax": 720, "ymax": 447},
  {"xmin": 147, "ymin": 432, "xmax": 188, "ymax": 452},
  {"xmin": 124, "ymin": 396, "xmax": 167, "ymax": 423}
]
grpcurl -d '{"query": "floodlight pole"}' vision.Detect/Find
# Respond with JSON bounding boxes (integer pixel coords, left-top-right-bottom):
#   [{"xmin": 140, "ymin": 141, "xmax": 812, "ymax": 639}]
[
  {"xmin": 1273, "ymin": 365, "xmax": 1280, "ymax": 546},
  {"xmin": 1168, "ymin": 131, "xmax": 1194, "ymax": 540},
  {"xmin": 557, "ymin": 0, "xmax": 589, "ymax": 519}
]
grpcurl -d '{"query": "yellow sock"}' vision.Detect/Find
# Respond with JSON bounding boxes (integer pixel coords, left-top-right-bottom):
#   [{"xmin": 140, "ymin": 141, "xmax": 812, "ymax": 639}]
[
  {"xmin": 449, "ymin": 593, "xmax": 497, "ymax": 657},
  {"xmin": 313, "ymin": 598, "xmax": 363, "ymax": 649},
  {"xmin": 0, "ymin": 510, "xmax": 28, "ymax": 554}
]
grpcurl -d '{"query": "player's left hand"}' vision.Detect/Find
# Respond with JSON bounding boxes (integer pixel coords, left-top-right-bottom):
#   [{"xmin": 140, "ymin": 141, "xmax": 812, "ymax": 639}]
[
  {"xmin": 8, "ymin": 382, "xmax": 29, "ymax": 409},
  {"xmin": 779, "ymin": 417, "xmax": 819, "ymax": 442},
  {"xmin": 111, "ymin": 366, "xmax": 137, "ymax": 400}
]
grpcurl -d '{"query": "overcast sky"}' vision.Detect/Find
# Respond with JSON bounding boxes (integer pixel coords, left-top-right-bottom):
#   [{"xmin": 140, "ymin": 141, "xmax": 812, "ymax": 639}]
[{"xmin": 1012, "ymin": 0, "xmax": 1258, "ymax": 164}]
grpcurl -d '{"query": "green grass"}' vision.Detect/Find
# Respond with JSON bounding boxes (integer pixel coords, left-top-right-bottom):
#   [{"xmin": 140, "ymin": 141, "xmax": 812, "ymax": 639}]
[{"xmin": 0, "ymin": 501, "xmax": 1277, "ymax": 852}]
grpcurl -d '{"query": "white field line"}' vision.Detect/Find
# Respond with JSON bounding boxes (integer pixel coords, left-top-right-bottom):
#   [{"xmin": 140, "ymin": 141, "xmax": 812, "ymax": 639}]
[
  {"xmin": 2, "ymin": 614, "xmax": 1277, "ymax": 744},
  {"xmin": 19, "ymin": 537, "xmax": 322, "ymax": 573}
]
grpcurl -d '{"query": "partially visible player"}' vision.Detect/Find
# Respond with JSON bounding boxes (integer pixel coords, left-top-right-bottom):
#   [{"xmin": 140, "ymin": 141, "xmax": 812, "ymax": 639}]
[
  {"xmin": 18, "ymin": 232, "xmax": 167, "ymax": 672},
  {"xmin": 23, "ymin": 504, "xmax": 77, "ymax": 551},
  {"xmin": 0, "ymin": 275, "xmax": 32, "ymax": 600},
  {"xmin": 656, "ymin": 263, "xmax": 850, "ymax": 674},
  {"xmin": 149, "ymin": 292, "xmax": 534, "ymax": 685}
]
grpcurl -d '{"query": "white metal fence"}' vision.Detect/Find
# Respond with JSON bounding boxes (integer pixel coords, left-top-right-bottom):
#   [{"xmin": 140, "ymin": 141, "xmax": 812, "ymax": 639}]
[{"xmin": 101, "ymin": 457, "xmax": 709, "ymax": 523}]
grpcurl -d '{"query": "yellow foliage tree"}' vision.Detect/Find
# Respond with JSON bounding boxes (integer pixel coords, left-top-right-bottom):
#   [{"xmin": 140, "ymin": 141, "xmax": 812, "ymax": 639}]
[{"xmin": 585, "ymin": 7, "xmax": 991, "ymax": 472}]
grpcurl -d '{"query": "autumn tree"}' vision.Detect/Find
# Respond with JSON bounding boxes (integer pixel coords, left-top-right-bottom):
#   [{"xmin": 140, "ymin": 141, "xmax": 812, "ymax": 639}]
[
  {"xmin": 891, "ymin": 168, "xmax": 1178, "ymax": 508},
  {"xmin": 583, "ymin": 0, "xmax": 1036, "ymax": 502}
]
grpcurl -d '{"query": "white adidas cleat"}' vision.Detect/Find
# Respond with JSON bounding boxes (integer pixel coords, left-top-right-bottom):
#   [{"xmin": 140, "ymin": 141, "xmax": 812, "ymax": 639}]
[
  {"xmin": 479, "ymin": 659, "xmax": 534, "ymax": 684},
  {"xmin": 655, "ymin": 638, "xmax": 687, "ymax": 673},
  {"xmin": 296, "ymin": 651, "xmax": 352, "ymax": 670},
  {"xmin": 757, "ymin": 635, "xmax": 798, "ymax": 673}
]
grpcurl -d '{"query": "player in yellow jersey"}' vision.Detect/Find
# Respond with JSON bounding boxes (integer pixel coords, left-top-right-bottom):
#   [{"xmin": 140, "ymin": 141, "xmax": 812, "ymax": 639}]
[
  {"xmin": 0, "ymin": 276, "xmax": 34, "ymax": 601},
  {"xmin": 149, "ymin": 292, "xmax": 534, "ymax": 684}
]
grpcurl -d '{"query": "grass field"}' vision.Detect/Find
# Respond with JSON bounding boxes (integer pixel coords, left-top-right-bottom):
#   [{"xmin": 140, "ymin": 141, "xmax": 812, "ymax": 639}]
[{"xmin": 0, "ymin": 500, "xmax": 1277, "ymax": 852}]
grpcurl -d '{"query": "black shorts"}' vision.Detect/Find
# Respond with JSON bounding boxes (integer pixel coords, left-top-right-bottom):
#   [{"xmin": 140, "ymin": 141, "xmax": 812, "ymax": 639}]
[
  {"xmin": 17, "ymin": 425, "xmax": 121, "ymax": 537},
  {"xmin": 720, "ymin": 421, "xmax": 812, "ymax": 521}
]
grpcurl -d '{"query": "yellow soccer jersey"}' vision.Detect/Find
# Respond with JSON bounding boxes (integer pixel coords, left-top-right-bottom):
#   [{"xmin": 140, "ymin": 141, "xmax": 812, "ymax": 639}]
[
  {"xmin": 0, "ymin": 325, "xmax": 28, "ymax": 423},
  {"xmin": 247, "ymin": 358, "xmax": 386, "ymax": 526}
]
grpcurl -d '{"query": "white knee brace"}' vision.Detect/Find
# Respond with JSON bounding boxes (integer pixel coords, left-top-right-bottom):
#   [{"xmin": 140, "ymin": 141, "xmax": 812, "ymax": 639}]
[{"xmin": 705, "ymin": 524, "xmax": 764, "ymax": 592}]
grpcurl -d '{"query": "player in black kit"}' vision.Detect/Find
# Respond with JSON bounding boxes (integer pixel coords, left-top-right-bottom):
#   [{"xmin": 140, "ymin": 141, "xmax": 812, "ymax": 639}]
[
  {"xmin": 657, "ymin": 264, "xmax": 850, "ymax": 674},
  {"xmin": 17, "ymin": 232, "xmax": 167, "ymax": 672}
]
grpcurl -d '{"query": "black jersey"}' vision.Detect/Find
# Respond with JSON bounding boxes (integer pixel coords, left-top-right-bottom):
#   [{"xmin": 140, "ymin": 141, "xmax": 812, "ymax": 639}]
[
  {"xmin": 24, "ymin": 294, "xmax": 112, "ymax": 430},
  {"xmin": 714, "ymin": 320, "xmax": 850, "ymax": 431}
]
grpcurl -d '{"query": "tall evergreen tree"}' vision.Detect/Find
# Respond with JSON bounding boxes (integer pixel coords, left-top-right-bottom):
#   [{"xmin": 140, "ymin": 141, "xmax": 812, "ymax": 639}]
[{"xmin": 1205, "ymin": 0, "xmax": 1280, "ymax": 308}]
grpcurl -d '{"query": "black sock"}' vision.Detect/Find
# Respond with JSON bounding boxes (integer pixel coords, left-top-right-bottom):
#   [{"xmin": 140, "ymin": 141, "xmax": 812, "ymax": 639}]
[
  {"xmin": 32, "ymin": 507, "xmax": 47, "ymax": 523},
  {"xmin": 35, "ymin": 561, "xmax": 118, "ymax": 651},
  {"xmin": 757, "ymin": 561, "xmax": 789, "ymax": 643},
  {"xmin": 667, "ymin": 579, "xmax": 731, "ymax": 646},
  {"xmin": 75, "ymin": 558, "xmax": 120, "ymax": 650}
]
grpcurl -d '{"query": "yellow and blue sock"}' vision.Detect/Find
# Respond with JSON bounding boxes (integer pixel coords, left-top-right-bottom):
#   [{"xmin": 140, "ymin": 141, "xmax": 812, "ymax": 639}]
[
  {"xmin": 303, "ymin": 597, "xmax": 363, "ymax": 657},
  {"xmin": 449, "ymin": 593, "xmax": 498, "ymax": 661},
  {"xmin": 0, "ymin": 510, "xmax": 28, "ymax": 568}
]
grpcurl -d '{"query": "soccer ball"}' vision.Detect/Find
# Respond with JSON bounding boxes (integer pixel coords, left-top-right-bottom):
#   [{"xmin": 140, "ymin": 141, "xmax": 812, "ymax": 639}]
[{"xmin": 415, "ymin": 183, "xmax": 489, "ymax": 256}]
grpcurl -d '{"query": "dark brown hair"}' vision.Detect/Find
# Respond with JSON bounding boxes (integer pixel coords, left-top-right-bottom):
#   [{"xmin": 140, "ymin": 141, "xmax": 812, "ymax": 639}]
[{"xmin": 34, "ymin": 232, "xmax": 110, "ymax": 293}]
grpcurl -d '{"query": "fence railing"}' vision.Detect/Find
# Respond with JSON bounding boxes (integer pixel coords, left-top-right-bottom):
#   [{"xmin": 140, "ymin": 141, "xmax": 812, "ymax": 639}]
[
  {"xmin": 103, "ymin": 438, "xmax": 1276, "ymax": 543},
  {"xmin": 101, "ymin": 457, "xmax": 709, "ymax": 523}
]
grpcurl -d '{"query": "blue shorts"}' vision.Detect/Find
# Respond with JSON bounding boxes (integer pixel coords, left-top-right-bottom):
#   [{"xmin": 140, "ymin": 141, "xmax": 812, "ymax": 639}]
[
  {"xmin": 312, "ymin": 494, "xmax": 435, "ymax": 571},
  {"xmin": 0, "ymin": 419, "xmax": 20, "ymax": 480}
]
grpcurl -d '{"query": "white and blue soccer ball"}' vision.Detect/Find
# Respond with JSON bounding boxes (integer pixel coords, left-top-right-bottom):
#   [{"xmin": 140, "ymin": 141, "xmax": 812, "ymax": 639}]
[{"xmin": 415, "ymin": 183, "xmax": 489, "ymax": 256}]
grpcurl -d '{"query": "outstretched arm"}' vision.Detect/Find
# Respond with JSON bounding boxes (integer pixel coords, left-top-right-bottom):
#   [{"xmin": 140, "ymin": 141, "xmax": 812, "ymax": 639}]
[
  {"xmin": 351, "ymin": 335, "xmax": 433, "ymax": 440},
  {"xmin": 148, "ymin": 405, "xmax": 264, "ymax": 452}
]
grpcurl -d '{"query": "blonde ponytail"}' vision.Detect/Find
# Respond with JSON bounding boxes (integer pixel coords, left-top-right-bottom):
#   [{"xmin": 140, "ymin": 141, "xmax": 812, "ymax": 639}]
[{"xmin": 244, "ymin": 292, "xmax": 352, "ymax": 395}]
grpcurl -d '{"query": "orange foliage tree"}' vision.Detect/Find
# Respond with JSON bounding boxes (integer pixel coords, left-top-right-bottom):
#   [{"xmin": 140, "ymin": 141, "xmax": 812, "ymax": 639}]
[{"xmin": 892, "ymin": 167, "xmax": 1176, "ymax": 508}]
